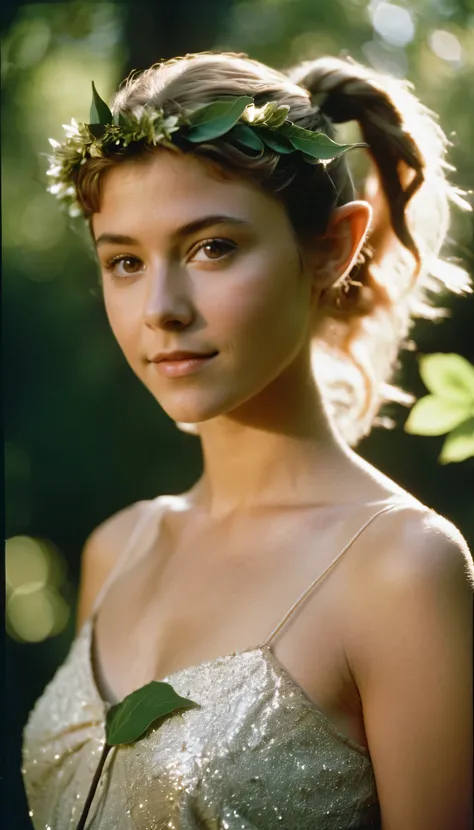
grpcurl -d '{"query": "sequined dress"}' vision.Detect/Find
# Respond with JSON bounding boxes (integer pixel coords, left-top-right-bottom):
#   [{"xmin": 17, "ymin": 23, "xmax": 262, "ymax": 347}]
[{"xmin": 22, "ymin": 499, "xmax": 401, "ymax": 829}]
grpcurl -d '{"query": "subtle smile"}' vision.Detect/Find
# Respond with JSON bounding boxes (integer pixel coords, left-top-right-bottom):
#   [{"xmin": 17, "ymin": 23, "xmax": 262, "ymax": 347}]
[{"xmin": 150, "ymin": 352, "xmax": 218, "ymax": 378}]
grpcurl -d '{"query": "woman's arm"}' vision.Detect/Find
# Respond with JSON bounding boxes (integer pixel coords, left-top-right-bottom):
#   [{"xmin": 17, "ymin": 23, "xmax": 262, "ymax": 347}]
[
  {"xmin": 349, "ymin": 508, "xmax": 473, "ymax": 830},
  {"xmin": 76, "ymin": 499, "xmax": 150, "ymax": 632}
]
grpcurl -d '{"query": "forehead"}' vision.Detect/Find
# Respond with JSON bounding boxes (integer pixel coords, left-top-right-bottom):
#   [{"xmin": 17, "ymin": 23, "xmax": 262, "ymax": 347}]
[{"xmin": 92, "ymin": 150, "xmax": 286, "ymax": 238}]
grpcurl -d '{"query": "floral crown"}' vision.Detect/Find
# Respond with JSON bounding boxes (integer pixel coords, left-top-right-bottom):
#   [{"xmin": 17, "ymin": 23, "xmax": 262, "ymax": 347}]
[{"xmin": 47, "ymin": 82, "xmax": 366, "ymax": 218}]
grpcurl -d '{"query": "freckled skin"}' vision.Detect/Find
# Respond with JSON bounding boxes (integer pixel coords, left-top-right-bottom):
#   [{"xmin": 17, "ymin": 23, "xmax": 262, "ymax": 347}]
[{"xmin": 92, "ymin": 151, "xmax": 317, "ymax": 427}]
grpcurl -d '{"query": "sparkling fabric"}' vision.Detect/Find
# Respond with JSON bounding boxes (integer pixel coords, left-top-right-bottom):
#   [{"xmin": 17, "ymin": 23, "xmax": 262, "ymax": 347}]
[{"xmin": 22, "ymin": 617, "xmax": 380, "ymax": 829}]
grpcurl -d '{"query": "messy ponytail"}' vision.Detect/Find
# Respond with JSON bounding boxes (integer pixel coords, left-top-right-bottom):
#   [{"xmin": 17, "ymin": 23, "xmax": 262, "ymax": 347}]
[
  {"xmin": 76, "ymin": 51, "xmax": 471, "ymax": 445},
  {"xmin": 287, "ymin": 56, "xmax": 471, "ymax": 443}
]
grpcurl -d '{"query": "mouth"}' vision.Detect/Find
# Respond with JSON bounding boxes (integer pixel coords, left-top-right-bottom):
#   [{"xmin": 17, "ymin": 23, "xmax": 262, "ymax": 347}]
[{"xmin": 151, "ymin": 352, "xmax": 218, "ymax": 378}]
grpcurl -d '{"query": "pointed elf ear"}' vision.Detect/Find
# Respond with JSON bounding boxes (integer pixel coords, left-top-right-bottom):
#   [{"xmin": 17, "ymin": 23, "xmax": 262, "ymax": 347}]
[
  {"xmin": 324, "ymin": 201, "xmax": 372, "ymax": 281},
  {"xmin": 308, "ymin": 201, "xmax": 372, "ymax": 297}
]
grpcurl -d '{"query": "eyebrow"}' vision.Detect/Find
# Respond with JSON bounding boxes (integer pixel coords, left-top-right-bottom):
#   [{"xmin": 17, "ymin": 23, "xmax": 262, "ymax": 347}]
[{"xmin": 94, "ymin": 214, "xmax": 250, "ymax": 248}]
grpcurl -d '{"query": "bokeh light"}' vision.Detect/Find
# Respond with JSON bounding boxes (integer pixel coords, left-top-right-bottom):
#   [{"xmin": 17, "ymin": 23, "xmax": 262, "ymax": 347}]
[
  {"xmin": 19, "ymin": 194, "xmax": 65, "ymax": 257},
  {"xmin": 429, "ymin": 29, "xmax": 462, "ymax": 65},
  {"xmin": 6, "ymin": 536, "xmax": 70, "ymax": 642},
  {"xmin": 9, "ymin": 18, "xmax": 51, "ymax": 70},
  {"xmin": 6, "ymin": 536, "xmax": 49, "ymax": 590},
  {"xmin": 371, "ymin": 2, "xmax": 415, "ymax": 48},
  {"xmin": 7, "ymin": 583, "xmax": 70, "ymax": 643}
]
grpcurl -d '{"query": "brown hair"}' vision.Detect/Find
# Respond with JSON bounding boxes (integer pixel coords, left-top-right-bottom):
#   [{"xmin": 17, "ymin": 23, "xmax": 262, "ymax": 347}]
[{"xmin": 77, "ymin": 51, "xmax": 470, "ymax": 445}]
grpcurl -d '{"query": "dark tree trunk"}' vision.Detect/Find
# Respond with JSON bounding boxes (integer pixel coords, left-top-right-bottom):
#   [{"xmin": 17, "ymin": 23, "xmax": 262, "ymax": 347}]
[{"xmin": 120, "ymin": 0, "xmax": 235, "ymax": 75}]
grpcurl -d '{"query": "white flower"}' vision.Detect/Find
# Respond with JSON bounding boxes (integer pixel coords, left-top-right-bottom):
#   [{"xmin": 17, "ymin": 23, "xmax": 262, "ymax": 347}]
[
  {"xmin": 46, "ymin": 164, "xmax": 62, "ymax": 177},
  {"xmin": 243, "ymin": 102, "xmax": 285, "ymax": 127},
  {"xmin": 68, "ymin": 202, "xmax": 82, "ymax": 218},
  {"xmin": 48, "ymin": 182, "xmax": 68, "ymax": 196},
  {"xmin": 242, "ymin": 103, "xmax": 257, "ymax": 123},
  {"xmin": 48, "ymin": 138, "xmax": 60, "ymax": 148},
  {"xmin": 62, "ymin": 119, "xmax": 80, "ymax": 138},
  {"xmin": 163, "ymin": 115, "xmax": 179, "ymax": 131}
]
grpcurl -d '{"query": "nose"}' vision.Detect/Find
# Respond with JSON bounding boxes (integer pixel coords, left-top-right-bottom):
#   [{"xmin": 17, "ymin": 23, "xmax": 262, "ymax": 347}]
[{"xmin": 143, "ymin": 260, "xmax": 194, "ymax": 330}]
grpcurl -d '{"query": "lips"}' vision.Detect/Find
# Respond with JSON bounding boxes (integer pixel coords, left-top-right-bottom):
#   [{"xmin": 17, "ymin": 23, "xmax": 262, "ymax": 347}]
[
  {"xmin": 151, "ymin": 351, "xmax": 218, "ymax": 363},
  {"xmin": 150, "ymin": 351, "xmax": 218, "ymax": 378},
  {"xmin": 159, "ymin": 352, "xmax": 217, "ymax": 362}
]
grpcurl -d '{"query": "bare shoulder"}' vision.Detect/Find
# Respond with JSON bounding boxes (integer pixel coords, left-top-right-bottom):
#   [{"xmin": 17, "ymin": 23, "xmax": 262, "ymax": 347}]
[
  {"xmin": 366, "ymin": 500, "xmax": 471, "ymax": 587},
  {"xmin": 76, "ymin": 498, "xmax": 153, "ymax": 632},
  {"xmin": 346, "ymin": 502, "xmax": 473, "ymax": 830},
  {"xmin": 346, "ymin": 500, "xmax": 473, "ymax": 637}
]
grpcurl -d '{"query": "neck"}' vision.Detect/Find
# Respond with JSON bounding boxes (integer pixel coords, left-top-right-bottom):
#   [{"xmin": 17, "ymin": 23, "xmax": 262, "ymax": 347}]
[{"xmin": 191, "ymin": 348, "xmax": 371, "ymax": 520}]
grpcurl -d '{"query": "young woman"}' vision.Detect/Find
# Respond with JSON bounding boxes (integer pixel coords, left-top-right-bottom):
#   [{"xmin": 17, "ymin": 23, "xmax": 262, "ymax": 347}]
[{"xmin": 22, "ymin": 51, "xmax": 473, "ymax": 829}]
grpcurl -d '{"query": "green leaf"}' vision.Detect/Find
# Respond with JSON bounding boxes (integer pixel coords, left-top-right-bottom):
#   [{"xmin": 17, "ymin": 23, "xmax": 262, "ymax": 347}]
[
  {"xmin": 186, "ymin": 96, "xmax": 253, "ymax": 142},
  {"xmin": 258, "ymin": 128, "xmax": 295, "ymax": 153},
  {"xmin": 265, "ymin": 104, "xmax": 290, "ymax": 129},
  {"xmin": 90, "ymin": 81, "xmax": 113, "ymax": 126},
  {"xmin": 279, "ymin": 123, "xmax": 366, "ymax": 160},
  {"xmin": 112, "ymin": 111, "xmax": 129, "ymax": 128},
  {"xmin": 419, "ymin": 353, "xmax": 474, "ymax": 403},
  {"xmin": 76, "ymin": 680, "xmax": 199, "ymax": 830},
  {"xmin": 87, "ymin": 123, "xmax": 107, "ymax": 139},
  {"xmin": 244, "ymin": 102, "xmax": 290, "ymax": 128},
  {"xmin": 439, "ymin": 417, "xmax": 474, "ymax": 464},
  {"xmin": 404, "ymin": 394, "xmax": 472, "ymax": 436},
  {"xmin": 227, "ymin": 124, "xmax": 265, "ymax": 152},
  {"xmin": 106, "ymin": 680, "xmax": 199, "ymax": 746}
]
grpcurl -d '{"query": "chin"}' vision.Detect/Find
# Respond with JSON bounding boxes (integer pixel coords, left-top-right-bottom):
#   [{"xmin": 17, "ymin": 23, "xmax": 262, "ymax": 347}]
[
  {"xmin": 159, "ymin": 379, "xmax": 259, "ymax": 429},
  {"xmin": 160, "ymin": 389, "xmax": 234, "ymax": 426}
]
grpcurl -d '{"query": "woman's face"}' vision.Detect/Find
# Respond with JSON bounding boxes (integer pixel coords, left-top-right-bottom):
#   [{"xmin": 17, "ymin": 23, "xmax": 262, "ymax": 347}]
[{"xmin": 92, "ymin": 151, "xmax": 318, "ymax": 426}]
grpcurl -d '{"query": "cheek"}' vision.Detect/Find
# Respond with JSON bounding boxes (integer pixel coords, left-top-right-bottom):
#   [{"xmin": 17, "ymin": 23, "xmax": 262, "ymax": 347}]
[{"xmin": 217, "ymin": 249, "xmax": 309, "ymax": 355}]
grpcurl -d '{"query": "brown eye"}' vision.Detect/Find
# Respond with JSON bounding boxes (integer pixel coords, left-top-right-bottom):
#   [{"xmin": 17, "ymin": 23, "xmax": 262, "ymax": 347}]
[
  {"xmin": 105, "ymin": 255, "xmax": 145, "ymax": 279},
  {"xmin": 120, "ymin": 257, "xmax": 142, "ymax": 273},
  {"xmin": 191, "ymin": 238, "xmax": 237, "ymax": 263},
  {"xmin": 203, "ymin": 241, "xmax": 227, "ymax": 259}
]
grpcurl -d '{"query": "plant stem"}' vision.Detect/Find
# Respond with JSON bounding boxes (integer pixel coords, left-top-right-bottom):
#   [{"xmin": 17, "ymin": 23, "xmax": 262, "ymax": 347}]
[{"xmin": 76, "ymin": 743, "xmax": 112, "ymax": 830}]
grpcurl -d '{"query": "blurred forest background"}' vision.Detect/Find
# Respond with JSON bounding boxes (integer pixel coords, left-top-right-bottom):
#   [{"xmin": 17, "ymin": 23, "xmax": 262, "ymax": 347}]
[{"xmin": 3, "ymin": 0, "xmax": 473, "ymax": 825}]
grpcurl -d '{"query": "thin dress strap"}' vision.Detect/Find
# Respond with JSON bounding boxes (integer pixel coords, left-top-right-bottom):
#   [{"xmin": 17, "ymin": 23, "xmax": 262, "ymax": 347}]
[
  {"xmin": 261, "ymin": 501, "xmax": 402, "ymax": 648},
  {"xmin": 90, "ymin": 495, "xmax": 165, "ymax": 621}
]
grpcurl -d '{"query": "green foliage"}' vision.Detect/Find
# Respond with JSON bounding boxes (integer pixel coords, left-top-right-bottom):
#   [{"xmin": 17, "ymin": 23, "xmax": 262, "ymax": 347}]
[
  {"xmin": 242, "ymin": 101, "xmax": 290, "ymax": 128},
  {"xmin": 405, "ymin": 354, "xmax": 474, "ymax": 463},
  {"xmin": 227, "ymin": 123, "xmax": 266, "ymax": 151},
  {"xmin": 419, "ymin": 353, "xmax": 474, "ymax": 403},
  {"xmin": 89, "ymin": 80, "xmax": 112, "ymax": 125},
  {"xmin": 76, "ymin": 680, "xmax": 199, "ymax": 829},
  {"xmin": 106, "ymin": 680, "xmax": 199, "ymax": 745},
  {"xmin": 405, "ymin": 395, "xmax": 471, "ymax": 435},
  {"xmin": 186, "ymin": 95, "xmax": 253, "ymax": 141},
  {"xmin": 278, "ymin": 122, "xmax": 366, "ymax": 159},
  {"xmin": 47, "ymin": 88, "xmax": 365, "ymax": 216},
  {"xmin": 439, "ymin": 418, "xmax": 474, "ymax": 465},
  {"xmin": 257, "ymin": 127, "xmax": 295, "ymax": 153}
]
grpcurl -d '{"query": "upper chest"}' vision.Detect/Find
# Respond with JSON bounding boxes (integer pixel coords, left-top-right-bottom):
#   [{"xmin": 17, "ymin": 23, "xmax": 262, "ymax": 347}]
[{"xmin": 93, "ymin": 503, "xmax": 382, "ymax": 746}]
